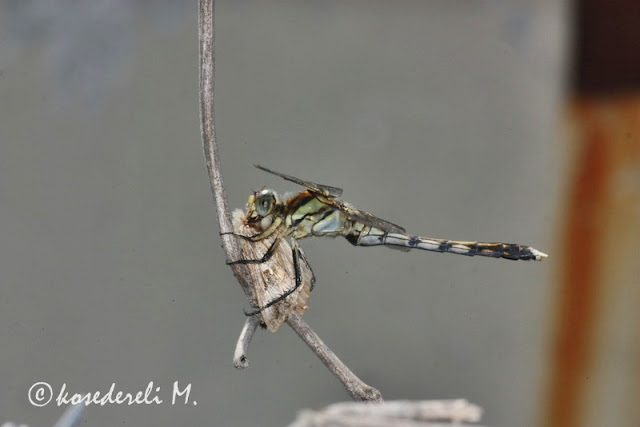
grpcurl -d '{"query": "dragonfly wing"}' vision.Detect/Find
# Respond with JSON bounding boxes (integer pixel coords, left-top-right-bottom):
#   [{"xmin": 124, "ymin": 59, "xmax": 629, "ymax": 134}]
[
  {"xmin": 255, "ymin": 165, "xmax": 405, "ymax": 234},
  {"xmin": 339, "ymin": 202, "xmax": 407, "ymax": 234},
  {"xmin": 255, "ymin": 164, "xmax": 343, "ymax": 198}
]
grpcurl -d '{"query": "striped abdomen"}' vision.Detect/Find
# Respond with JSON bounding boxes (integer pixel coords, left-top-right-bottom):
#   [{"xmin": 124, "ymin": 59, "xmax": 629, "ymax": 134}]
[{"xmin": 347, "ymin": 227, "xmax": 547, "ymax": 261}]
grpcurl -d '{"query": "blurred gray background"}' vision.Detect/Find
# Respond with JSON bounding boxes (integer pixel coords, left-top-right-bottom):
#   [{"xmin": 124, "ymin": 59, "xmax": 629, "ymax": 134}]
[{"xmin": 0, "ymin": 1, "xmax": 566, "ymax": 426}]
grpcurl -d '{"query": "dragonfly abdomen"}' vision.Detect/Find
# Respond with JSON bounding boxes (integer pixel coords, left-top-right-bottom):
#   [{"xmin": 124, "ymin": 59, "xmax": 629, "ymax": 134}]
[{"xmin": 351, "ymin": 228, "xmax": 547, "ymax": 261}]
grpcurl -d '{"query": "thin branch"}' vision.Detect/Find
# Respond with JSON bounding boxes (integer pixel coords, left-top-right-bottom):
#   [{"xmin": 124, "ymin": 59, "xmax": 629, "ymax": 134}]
[
  {"xmin": 52, "ymin": 404, "xmax": 85, "ymax": 427},
  {"xmin": 287, "ymin": 313, "xmax": 382, "ymax": 402},
  {"xmin": 233, "ymin": 315, "xmax": 260, "ymax": 369},
  {"xmin": 198, "ymin": 0, "xmax": 254, "ymax": 301},
  {"xmin": 289, "ymin": 399, "xmax": 484, "ymax": 427},
  {"xmin": 198, "ymin": 0, "xmax": 381, "ymax": 401}
]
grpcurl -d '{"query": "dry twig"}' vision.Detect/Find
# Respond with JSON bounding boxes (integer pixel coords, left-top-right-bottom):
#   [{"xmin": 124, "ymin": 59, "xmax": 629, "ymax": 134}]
[
  {"xmin": 52, "ymin": 404, "xmax": 85, "ymax": 427},
  {"xmin": 289, "ymin": 399, "xmax": 484, "ymax": 427},
  {"xmin": 198, "ymin": 0, "xmax": 381, "ymax": 402},
  {"xmin": 232, "ymin": 315, "xmax": 260, "ymax": 369}
]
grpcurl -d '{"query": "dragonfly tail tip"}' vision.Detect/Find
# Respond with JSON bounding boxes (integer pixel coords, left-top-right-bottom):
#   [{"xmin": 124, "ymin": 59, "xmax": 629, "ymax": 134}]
[{"xmin": 530, "ymin": 247, "xmax": 548, "ymax": 261}]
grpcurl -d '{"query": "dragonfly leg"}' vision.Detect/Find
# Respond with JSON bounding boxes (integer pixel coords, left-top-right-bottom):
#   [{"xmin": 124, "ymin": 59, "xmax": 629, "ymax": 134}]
[
  {"xmin": 221, "ymin": 216, "xmax": 284, "ymax": 243},
  {"xmin": 244, "ymin": 241, "xmax": 304, "ymax": 317},
  {"xmin": 297, "ymin": 244, "xmax": 316, "ymax": 291},
  {"xmin": 220, "ymin": 231, "xmax": 270, "ymax": 242},
  {"xmin": 226, "ymin": 237, "xmax": 280, "ymax": 265}
]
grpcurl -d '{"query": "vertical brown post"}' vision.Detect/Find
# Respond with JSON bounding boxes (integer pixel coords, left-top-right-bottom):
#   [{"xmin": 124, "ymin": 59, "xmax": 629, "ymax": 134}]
[{"xmin": 544, "ymin": 2, "xmax": 640, "ymax": 426}]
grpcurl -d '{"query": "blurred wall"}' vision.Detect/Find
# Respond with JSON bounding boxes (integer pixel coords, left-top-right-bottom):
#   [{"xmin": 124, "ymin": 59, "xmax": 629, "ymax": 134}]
[
  {"xmin": 543, "ymin": 2, "xmax": 640, "ymax": 426},
  {"xmin": 1, "ymin": 1, "xmax": 566, "ymax": 426}
]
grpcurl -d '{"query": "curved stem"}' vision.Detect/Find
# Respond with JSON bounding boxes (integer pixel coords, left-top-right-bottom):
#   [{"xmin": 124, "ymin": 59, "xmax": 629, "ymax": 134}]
[{"xmin": 198, "ymin": 0, "xmax": 382, "ymax": 402}]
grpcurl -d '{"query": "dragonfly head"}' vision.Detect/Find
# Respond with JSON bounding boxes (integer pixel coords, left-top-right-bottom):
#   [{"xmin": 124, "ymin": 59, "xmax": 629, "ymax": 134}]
[{"xmin": 247, "ymin": 188, "xmax": 280, "ymax": 230}]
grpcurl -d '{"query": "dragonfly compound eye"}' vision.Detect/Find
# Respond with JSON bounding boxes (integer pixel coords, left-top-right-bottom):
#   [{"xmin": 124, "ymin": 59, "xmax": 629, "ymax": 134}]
[{"xmin": 255, "ymin": 190, "xmax": 276, "ymax": 217}]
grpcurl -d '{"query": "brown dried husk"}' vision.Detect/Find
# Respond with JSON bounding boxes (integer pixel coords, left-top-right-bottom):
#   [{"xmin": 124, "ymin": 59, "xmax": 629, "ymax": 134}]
[{"xmin": 232, "ymin": 210, "xmax": 312, "ymax": 332}]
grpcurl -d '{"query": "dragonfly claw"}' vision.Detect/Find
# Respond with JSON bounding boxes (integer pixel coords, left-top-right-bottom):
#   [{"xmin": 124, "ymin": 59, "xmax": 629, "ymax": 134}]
[{"xmin": 243, "ymin": 307, "xmax": 259, "ymax": 317}]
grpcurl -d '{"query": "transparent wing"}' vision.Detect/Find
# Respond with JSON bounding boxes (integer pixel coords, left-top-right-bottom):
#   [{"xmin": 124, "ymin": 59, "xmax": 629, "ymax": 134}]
[
  {"xmin": 338, "ymin": 203, "xmax": 406, "ymax": 234},
  {"xmin": 255, "ymin": 164, "xmax": 343, "ymax": 198},
  {"xmin": 255, "ymin": 165, "xmax": 406, "ymax": 234}
]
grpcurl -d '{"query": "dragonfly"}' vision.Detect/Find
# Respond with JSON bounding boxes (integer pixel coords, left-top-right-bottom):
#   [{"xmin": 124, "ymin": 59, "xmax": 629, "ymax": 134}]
[{"xmin": 227, "ymin": 165, "xmax": 547, "ymax": 319}]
